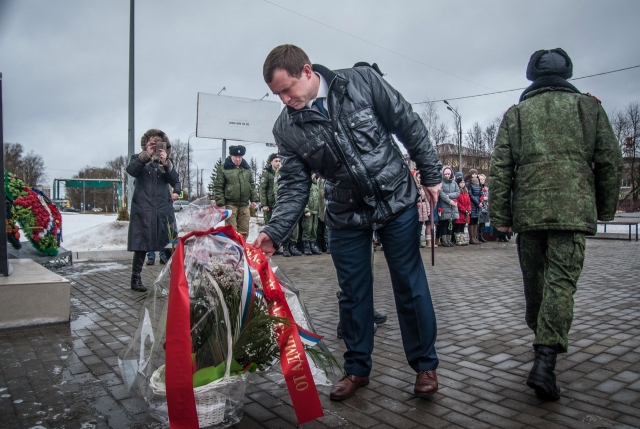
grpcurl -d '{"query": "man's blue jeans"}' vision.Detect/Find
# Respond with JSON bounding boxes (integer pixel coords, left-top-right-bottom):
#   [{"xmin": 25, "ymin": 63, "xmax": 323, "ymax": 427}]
[{"xmin": 329, "ymin": 205, "xmax": 439, "ymax": 376}]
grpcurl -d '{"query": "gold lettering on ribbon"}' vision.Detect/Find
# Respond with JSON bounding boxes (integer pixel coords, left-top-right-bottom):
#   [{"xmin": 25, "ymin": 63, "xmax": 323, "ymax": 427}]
[{"xmin": 293, "ymin": 375, "xmax": 309, "ymax": 391}]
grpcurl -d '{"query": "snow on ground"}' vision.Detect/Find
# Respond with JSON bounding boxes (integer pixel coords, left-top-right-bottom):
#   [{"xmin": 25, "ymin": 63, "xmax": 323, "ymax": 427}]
[
  {"xmin": 61, "ymin": 213, "xmax": 118, "ymax": 236},
  {"xmin": 60, "ymin": 213, "xmax": 263, "ymax": 252}
]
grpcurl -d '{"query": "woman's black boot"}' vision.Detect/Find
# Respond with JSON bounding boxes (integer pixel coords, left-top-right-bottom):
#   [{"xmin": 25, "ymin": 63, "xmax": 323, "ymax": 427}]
[{"xmin": 131, "ymin": 251, "xmax": 147, "ymax": 292}]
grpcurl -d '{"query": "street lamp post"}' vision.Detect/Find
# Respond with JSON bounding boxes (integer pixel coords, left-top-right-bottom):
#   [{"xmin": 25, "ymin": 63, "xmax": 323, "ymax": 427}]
[
  {"xmin": 91, "ymin": 168, "xmax": 95, "ymax": 210},
  {"xmin": 187, "ymin": 131, "xmax": 196, "ymax": 199},
  {"xmin": 444, "ymin": 100, "xmax": 462, "ymax": 172},
  {"xmin": 191, "ymin": 161, "xmax": 200, "ymax": 198}
]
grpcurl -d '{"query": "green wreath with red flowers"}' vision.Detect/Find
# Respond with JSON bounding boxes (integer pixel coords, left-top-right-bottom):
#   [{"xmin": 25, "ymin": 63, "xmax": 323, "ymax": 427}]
[{"xmin": 4, "ymin": 172, "xmax": 62, "ymax": 256}]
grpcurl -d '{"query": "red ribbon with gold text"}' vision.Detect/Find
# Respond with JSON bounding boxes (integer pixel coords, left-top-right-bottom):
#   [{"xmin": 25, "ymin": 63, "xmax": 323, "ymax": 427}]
[{"xmin": 165, "ymin": 226, "xmax": 323, "ymax": 428}]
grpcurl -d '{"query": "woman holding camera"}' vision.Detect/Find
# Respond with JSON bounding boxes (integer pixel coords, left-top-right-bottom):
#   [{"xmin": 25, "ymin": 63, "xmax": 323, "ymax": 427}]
[{"xmin": 126, "ymin": 129, "xmax": 181, "ymax": 292}]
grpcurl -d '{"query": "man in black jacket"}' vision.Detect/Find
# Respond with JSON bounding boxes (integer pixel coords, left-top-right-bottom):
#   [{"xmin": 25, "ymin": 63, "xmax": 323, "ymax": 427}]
[{"xmin": 253, "ymin": 45, "xmax": 442, "ymax": 401}]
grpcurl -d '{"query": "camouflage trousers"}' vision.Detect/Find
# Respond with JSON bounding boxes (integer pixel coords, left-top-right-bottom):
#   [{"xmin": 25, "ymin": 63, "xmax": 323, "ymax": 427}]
[
  {"xmin": 263, "ymin": 208, "xmax": 272, "ymax": 225},
  {"xmin": 302, "ymin": 213, "xmax": 318, "ymax": 242},
  {"xmin": 517, "ymin": 231, "xmax": 586, "ymax": 353},
  {"xmin": 226, "ymin": 205, "xmax": 250, "ymax": 240}
]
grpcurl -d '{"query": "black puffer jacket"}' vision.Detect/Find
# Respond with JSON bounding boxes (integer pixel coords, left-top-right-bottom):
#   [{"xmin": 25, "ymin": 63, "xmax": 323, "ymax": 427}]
[
  {"xmin": 263, "ymin": 64, "xmax": 442, "ymax": 246},
  {"xmin": 126, "ymin": 136, "xmax": 180, "ymax": 252}
]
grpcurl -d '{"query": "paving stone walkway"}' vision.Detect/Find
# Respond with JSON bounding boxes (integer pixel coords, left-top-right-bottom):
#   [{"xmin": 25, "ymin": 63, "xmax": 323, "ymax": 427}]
[{"xmin": 1, "ymin": 238, "xmax": 639, "ymax": 428}]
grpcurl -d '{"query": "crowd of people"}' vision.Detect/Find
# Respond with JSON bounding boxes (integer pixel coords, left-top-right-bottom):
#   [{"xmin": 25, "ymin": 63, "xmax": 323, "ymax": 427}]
[{"xmin": 259, "ymin": 159, "xmax": 509, "ymax": 256}]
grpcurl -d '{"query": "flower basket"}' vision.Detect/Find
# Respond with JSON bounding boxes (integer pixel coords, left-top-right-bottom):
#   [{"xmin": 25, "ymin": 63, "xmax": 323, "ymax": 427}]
[
  {"xmin": 119, "ymin": 202, "xmax": 335, "ymax": 428},
  {"xmin": 148, "ymin": 266, "xmax": 248, "ymax": 427}
]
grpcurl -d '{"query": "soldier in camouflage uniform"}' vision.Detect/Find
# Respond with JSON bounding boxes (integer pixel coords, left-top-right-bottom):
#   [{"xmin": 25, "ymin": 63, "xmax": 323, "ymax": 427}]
[
  {"xmin": 489, "ymin": 48, "xmax": 623, "ymax": 401},
  {"xmin": 259, "ymin": 153, "xmax": 280, "ymax": 225},
  {"xmin": 301, "ymin": 173, "xmax": 323, "ymax": 255},
  {"xmin": 273, "ymin": 169, "xmax": 302, "ymax": 257},
  {"xmin": 213, "ymin": 145, "xmax": 259, "ymax": 240}
]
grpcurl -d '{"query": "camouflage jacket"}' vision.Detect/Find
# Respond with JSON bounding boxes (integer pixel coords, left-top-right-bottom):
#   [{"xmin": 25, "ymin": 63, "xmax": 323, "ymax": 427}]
[
  {"xmin": 489, "ymin": 87, "xmax": 623, "ymax": 235},
  {"xmin": 259, "ymin": 166, "xmax": 277, "ymax": 208},
  {"xmin": 213, "ymin": 157, "xmax": 258, "ymax": 207}
]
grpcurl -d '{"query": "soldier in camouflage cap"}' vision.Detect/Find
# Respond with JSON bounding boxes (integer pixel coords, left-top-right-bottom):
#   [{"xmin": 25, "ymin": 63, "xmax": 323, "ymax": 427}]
[{"xmin": 489, "ymin": 48, "xmax": 623, "ymax": 401}]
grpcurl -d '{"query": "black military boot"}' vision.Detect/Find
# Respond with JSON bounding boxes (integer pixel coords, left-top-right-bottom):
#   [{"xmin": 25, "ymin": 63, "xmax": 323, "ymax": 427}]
[
  {"xmin": 282, "ymin": 245, "xmax": 291, "ymax": 257},
  {"xmin": 310, "ymin": 241, "xmax": 323, "ymax": 255},
  {"xmin": 526, "ymin": 345, "xmax": 561, "ymax": 401},
  {"xmin": 303, "ymin": 241, "xmax": 312, "ymax": 255},
  {"xmin": 290, "ymin": 243, "xmax": 302, "ymax": 256},
  {"xmin": 131, "ymin": 252, "xmax": 147, "ymax": 292}
]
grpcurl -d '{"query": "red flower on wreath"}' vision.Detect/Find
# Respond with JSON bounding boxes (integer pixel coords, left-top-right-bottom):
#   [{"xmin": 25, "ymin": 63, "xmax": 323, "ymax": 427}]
[{"xmin": 4, "ymin": 172, "xmax": 62, "ymax": 255}]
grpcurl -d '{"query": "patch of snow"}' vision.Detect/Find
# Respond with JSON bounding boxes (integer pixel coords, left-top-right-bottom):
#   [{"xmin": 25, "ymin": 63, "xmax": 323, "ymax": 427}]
[
  {"xmin": 1, "ymin": 394, "xmax": 10, "ymax": 398},
  {"xmin": 59, "ymin": 212, "xmax": 265, "ymax": 253},
  {"xmin": 61, "ymin": 213, "xmax": 118, "ymax": 236},
  {"xmin": 52, "ymin": 366, "xmax": 62, "ymax": 375},
  {"xmin": 0, "ymin": 388, "xmax": 6, "ymax": 392},
  {"xmin": 62, "ymin": 221, "xmax": 129, "ymax": 252},
  {"xmin": 13, "ymin": 399, "xmax": 23, "ymax": 403},
  {"xmin": 65, "ymin": 262, "xmax": 128, "ymax": 277}
]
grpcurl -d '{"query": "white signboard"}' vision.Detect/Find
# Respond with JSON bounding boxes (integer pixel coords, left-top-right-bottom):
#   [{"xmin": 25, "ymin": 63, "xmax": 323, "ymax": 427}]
[{"xmin": 196, "ymin": 93, "xmax": 283, "ymax": 143}]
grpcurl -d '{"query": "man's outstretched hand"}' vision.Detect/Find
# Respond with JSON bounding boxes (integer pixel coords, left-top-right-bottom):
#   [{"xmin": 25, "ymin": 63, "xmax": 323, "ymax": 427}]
[{"xmin": 252, "ymin": 232, "xmax": 276, "ymax": 258}]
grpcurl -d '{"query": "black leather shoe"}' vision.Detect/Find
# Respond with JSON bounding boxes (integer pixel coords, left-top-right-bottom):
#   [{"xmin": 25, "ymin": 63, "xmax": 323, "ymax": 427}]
[
  {"xmin": 146, "ymin": 258, "xmax": 155, "ymax": 266},
  {"xmin": 526, "ymin": 345, "xmax": 561, "ymax": 401},
  {"xmin": 282, "ymin": 246, "xmax": 291, "ymax": 257},
  {"xmin": 373, "ymin": 309, "xmax": 387, "ymax": 325},
  {"xmin": 330, "ymin": 375, "xmax": 369, "ymax": 401},
  {"xmin": 159, "ymin": 255, "xmax": 168, "ymax": 265},
  {"xmin": 303, "ymin": 241, "xmax": 312, "ymax": 255}
]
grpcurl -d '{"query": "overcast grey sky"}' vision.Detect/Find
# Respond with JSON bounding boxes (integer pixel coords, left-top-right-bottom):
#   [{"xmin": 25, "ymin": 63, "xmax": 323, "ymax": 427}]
[{"xmin": 1, "ymin": 0, "xmax": 639, "ymax": 186}]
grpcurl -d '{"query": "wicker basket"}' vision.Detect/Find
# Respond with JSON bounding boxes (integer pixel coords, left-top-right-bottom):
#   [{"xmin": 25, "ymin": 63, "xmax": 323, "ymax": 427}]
[
  {"xmin": 149, "ymin": 271, "xmax": 247, "ymax": 427},
  {"xmin": 150, "ymin": 365, "xmax": 246, "ymax": 427}
]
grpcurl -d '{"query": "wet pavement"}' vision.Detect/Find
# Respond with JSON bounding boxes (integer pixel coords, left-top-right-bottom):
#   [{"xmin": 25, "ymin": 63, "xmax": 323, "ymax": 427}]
[{"xmin": 1, "ymin": 237, "xmax": 639, "ymax": 428}]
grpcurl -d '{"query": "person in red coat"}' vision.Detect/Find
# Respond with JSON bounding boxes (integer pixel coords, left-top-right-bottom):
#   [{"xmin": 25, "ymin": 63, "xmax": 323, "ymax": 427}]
[{"xmin": 452, "ymin": 176, "xmax": 471, "ymax": 243}]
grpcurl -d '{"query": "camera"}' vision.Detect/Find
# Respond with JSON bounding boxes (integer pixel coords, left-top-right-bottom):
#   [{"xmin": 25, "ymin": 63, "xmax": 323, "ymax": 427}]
[{"xmin": 152, "ymin": 141, "xmax": 167, "ymax": 162}]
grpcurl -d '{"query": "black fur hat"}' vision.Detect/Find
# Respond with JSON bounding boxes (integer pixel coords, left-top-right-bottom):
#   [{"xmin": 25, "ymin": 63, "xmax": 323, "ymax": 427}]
[
  {"xmin": 526, "ymin": 48, "xmax": 573, "ymax": 81},
  {"xmin": 229, "ymin": 145, "xmax": 246, "ymax": 156},
  {"xmin": 267, "ymin": 153, "xmax": 280, "ymax": 163}
]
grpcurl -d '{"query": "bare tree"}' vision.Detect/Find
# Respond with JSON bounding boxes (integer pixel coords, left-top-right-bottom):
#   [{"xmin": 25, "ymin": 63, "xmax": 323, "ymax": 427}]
[
  {"xmin": 22, "ymin": 151, "xmax": 47, "ymax": 187},
  {"xmin": 168, "ymin": 138, "xmax": 192, "ymax": 199},
  {"xmin": 106, "ymin": 155, "xmax": 128, "ymax": 203},
  {"xmin": 464, "ymin": 122, "xmax": 485, "ymax": 171},
  {"xmin": 249, "ymin": 157, "xmax": 259, "ymax": 185},
  {"xmin": 612, "ymin": 102, "xmax": 640, "ymax": 205},
  {"xmin": 4, "ymin": 142, "xmax": 24, "ymax": 175},
  {"xmin": 419, "ymin": 98, "xmax": 449, "ymax": 148},
  {"xmin": 483, "ymin": 115, "xmax": 503, "ymax": 154}
]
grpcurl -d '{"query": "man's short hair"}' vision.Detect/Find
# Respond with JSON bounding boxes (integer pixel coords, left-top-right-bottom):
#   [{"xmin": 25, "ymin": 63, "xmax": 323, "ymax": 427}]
[{"xmin": 263, "ymin": 44, "xmax": 311, "ymax": 84}]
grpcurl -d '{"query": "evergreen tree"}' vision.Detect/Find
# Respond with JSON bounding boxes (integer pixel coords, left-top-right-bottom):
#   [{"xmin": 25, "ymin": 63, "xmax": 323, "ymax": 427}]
[{"xmin": 207, "ymin": 158, "xmax": 222, "ymax": 200}]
